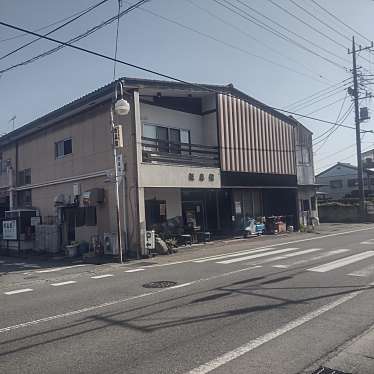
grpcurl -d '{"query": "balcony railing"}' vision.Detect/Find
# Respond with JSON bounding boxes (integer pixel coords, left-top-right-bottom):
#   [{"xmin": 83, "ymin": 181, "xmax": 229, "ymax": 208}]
[{"xmin": 141, "ymin": 137, "xmax": 219, "ymax": 167}]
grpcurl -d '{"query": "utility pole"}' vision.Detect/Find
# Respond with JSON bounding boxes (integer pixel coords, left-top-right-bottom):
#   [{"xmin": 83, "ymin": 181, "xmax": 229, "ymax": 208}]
[{"xmin": 348, "ymin": 37, "xmax": 373, "ymax": 219}]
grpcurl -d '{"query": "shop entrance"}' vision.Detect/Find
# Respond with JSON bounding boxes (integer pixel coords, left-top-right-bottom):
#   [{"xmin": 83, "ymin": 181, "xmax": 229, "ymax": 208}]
[{"xmin": 182, "ymin": 200, "xmax": 205, "ymax": 231}]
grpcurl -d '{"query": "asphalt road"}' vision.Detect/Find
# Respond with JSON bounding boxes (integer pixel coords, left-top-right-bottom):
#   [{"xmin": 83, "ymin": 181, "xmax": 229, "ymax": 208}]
[{"xmin": 2, "ymin": 224, "xmax": 374, "ymax": 374}]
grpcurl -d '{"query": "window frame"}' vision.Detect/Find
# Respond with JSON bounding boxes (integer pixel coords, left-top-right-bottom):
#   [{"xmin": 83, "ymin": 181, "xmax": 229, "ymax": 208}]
[
  {"xmin": 142, "ymin": 123, "xmax": 191, "ymax": 154},
  {"xmin": 55, "ymin": 138, "xmax": 73, "ymax": 159},
  {"xmin": 329, "ymin": 179, "xmax": 343, "ymax": 189}
]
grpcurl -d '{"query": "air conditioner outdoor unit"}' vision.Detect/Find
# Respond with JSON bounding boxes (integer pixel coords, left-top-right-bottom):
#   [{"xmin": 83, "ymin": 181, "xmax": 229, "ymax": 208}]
[{"xmin": 103, "ymin": 233, "xmax": 118, "ymax": 255}]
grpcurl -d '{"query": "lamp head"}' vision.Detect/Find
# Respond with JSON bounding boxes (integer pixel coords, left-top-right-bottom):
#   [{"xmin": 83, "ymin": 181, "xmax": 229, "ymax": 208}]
[{"xmin": 114, "ymin": 98, "xmax": 130, "ymax": 116}]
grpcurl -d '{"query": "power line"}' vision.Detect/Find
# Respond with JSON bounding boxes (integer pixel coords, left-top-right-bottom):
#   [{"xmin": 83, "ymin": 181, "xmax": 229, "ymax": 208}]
[
  {"xmin": 316, "ymin": 144, "xmax": 374, "ymax": 173},
  {"xmin": 284, "ymin": 78, "xmax": 351, "ymax": 109},
  {"xmin": 267, "ymin": 0, "xmax": 349, "ymax": 50},
  {"xmin": 313, "ymin": 96, "xmax": 351, "ymax": 145},
  {"xmin": 313, "ymin": 102, "xmax": 353, "ymax": 151},
  {"xmin": 290, "ymin": 83, "xmax": 350, "ymax": 112},
  {"xmin": 305, "ymin": 96, "xmax": 348, "ymax": 116},
  {"xmin": 0, "ymin": 0, "xmax": 149, "ymax": 75},
  {"xmin": 112, "ymin": 0, "xmax": 122, "ymax": 81},
  {"xmin": 0, "ymin": 0, "xmax": 111, "ymax": 62},
  {"xmin": 185, "ymin": 0, "xmax": 330, "ymax": 83},
  {"xmin": 308, "ymin": 0, "xmax": 372, "ymax": 44},
  {"xmin": 312, "ymin": 105, "xmax": 350, "ymax": 142},
  {"xmin": 0, "ymin": 19, "xmax": 372, "ymax": 135},
  {"xmin": 130, "ymin": 2, "xmax": 333, "ymax": 82},
  {"xmin": 213, "ymin": 0, "xmax": 347, "ymax": 70},
  {"xmin": 286, "ymin": 0, "xmax": 351, "ymax": 43},
  {"xmin": 0, "ymin": 5, "xmax": 100, "ymax": 44}
]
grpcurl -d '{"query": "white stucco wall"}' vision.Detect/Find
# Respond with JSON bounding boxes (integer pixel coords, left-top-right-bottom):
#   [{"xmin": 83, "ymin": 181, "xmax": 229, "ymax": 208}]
[
  {"xmin": 139, "ymin": 163, "xmax": 221, "ymax": 188},
  {"xmin": 139, "ymin": 102, "xmax": 218, "ymax": 146},
  {"xmin": 140, "ymin": 103, "xmax": 204, "ymax": 144},
  {"xmin": 144, "ymin": 187, "xmax": 182, "ymax": 219}
]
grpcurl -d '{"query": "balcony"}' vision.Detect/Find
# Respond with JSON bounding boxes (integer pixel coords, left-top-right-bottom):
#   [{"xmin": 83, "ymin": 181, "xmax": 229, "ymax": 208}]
[{"xmin": 141, "ymin": 137, "xmax": 219, "ymax": 167}]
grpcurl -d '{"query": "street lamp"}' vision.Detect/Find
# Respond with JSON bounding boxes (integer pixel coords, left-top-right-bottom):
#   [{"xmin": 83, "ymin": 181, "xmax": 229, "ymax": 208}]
[
  {"xmin": 114, "ymin": 81, "xmax": 130, "ymax": 116},
  {"xmin": 111, "ymin": 80, "xmax": 130, "ymax": 263}
]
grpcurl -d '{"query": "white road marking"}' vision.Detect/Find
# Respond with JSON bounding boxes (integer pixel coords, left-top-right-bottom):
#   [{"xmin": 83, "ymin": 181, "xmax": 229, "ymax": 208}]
[
  {"xmin": 125, "ymin": 268, "xmax": 145, "ymax": 273},
  {"xmin": 0, "ymin": 266, "xmax": 261, "ymax": 334},
  {"xmin": 169, "ymin": 282, "xmax": 193, "ymax": 289},
  {"xmin": 91, "ymin": 274, "xmax": 114, "ymax": 279},
  {"xmin": 51, "ymin": 281, "xmax": 77, "ymax": 287},
  {"xmin": 143, "ymin": 226, "xmax": 374, "ymax": 268},
  {"xmin": 252, "ymin": 248, "xmax": 323, "ymax": 265},
  {"xmin": 348, "ymin": 263, "xmax": 374, "ymax": 277},
  {"xmin": 360, "ymin": 239, "xmax": 374, "ymax": 245},
  {"xmin": 36, "ymin": 264, "xmax": 87, "ymax": 273},
  {"xmin": 4, "ymin": 262, "xmax": 26, "ymax": 266},
  {"xmin": 308, "ymin": 251, "xmax": 374, "ymax": 273},
  {"xmin": 186, "ymin": 290, "xmax": 362, "ymax": 374},
  {"xmin": 271, "ymin": 249, "xmax": 350, "ymax": 269},
  {"xmin": 272, "ymin": 265, "xmax": 288, "ymax": 268},
  {"xmin": 4, "ymin": 288, "xmax": 33, "ymax": 295},
  {"xmin": 217, "ymin": 248, "xmax": 299, "ymax": 265},
  {"xmin": 193, "ymin": 246, "xmax": 286, "ymax": 263},
  {"xmin": 0, "ymin": 260, "xmax": 5, "ymax": 264}
]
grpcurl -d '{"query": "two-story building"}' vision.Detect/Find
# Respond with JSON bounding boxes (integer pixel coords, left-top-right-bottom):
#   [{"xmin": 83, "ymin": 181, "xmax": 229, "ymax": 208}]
[
  {"xmin": 0, "ymin": 77, "xmax": 318, "ymax": 257},
  {"xmin": 316, "ymin": 162, "xmax": 374, "ymax": 200}
]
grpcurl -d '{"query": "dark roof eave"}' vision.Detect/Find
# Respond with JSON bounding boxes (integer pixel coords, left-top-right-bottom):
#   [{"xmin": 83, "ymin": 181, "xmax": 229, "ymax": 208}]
[{"xmin": 0, "ymin": 77, "xmax": 303, "ymax": 148}]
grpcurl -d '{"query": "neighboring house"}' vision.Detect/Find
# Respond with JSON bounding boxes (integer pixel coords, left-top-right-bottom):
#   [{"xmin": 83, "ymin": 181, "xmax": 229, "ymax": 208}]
[
  {"xmin": 0, "ymin": 77, "xmax": 318, "ymax": 257},
  {"xmin": 316, "ymin": 162, "xmax": 374, "ymax": 200}
]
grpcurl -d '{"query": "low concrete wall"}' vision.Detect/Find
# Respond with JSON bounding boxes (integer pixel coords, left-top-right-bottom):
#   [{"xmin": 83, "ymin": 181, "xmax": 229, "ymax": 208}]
[{"xmin": 319, "ymin": 204, "xmax": 374, "ymax": 223}]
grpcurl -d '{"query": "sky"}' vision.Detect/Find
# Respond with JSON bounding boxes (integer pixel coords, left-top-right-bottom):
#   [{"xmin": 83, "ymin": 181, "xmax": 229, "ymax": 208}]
[{"xmin": 0, "ymin": 0, "xmax": 373, "ymax": 173}]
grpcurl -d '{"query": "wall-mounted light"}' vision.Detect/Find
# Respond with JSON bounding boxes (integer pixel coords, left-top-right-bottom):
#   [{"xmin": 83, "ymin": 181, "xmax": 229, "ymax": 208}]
[{"xmin": 114, "ymin": 81, "xmax": 130, "ymax": 116}]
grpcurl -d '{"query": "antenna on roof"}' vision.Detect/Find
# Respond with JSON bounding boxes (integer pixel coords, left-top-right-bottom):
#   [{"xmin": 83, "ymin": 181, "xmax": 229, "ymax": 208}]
[{"xmin": 8, "ymin": 115, "xmax": 16, "ymax": 130}]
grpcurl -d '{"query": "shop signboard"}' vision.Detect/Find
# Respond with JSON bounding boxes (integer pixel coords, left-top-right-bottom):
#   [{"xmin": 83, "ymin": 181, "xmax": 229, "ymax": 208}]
[{"xmin": 3, "ymin": 220, "xmax": 17, "ymax": 240}]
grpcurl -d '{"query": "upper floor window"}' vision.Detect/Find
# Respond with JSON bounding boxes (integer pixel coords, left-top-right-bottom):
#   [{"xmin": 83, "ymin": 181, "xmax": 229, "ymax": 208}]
[
  {"xmin": 55, "ymin": 138, "xmax": 72, "ymax": 159},
  {"xmin": 348, "ymin": 178, "xmax": 358, "ymax": 187},
  {"xmin": 143, "ymin": 124, "xmax": 190, "ymax": 154},
  {"xmin": 330, "ymin": 179, "xmax": 343, "ymax": 189},
  {"xmin": 18, "ymin": 168, "xmax": 31, "ymax": 186},
  {"xmin": 297, "ymin": 146, "xmax": 311, "ymax": 165}
]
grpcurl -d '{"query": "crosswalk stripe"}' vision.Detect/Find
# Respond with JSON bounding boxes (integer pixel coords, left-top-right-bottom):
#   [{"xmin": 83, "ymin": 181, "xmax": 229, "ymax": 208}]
[
  {"xmin": 271, "ymin": 249, "xmax": 350, "ymax": 269},
  {"xmin": 348, "ymin": 263, "xmax": 374, "ymax": 277},
  {"xmin": 216, "ymin": 248, "xmax": 299, "ymax": 265},
  {"xmin": 307, "ymin": 251, "xmax": 374, "ymax": 273},
  {"xmin": 193, "ymin": 246, "xmax": 279, "ymax": 263},
  {"xmin": 252, "ymin": 248, "xmax": 323, "ymax": 265}
]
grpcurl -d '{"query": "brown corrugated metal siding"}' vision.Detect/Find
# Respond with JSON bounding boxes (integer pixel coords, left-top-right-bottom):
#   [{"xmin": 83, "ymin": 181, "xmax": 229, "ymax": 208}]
[{"xmin": 218, "ymin": 94, "xmax": 296, "ymax": 175}]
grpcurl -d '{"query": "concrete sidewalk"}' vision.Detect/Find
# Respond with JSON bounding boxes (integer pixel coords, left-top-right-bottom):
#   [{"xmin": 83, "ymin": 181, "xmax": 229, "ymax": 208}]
[{"xmin": 306, "ymin": 324, "xmax": 374, "ymax": 374}]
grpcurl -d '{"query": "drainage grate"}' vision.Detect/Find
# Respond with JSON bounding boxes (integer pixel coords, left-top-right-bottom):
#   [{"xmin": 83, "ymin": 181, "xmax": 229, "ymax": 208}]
[
  {"xmin": 312, "ymin": 367, "xmax": 351, "ymax": 374},
  {"xmin": 142, "ymin": 281, "xmax": 177, "ymax": 288}
]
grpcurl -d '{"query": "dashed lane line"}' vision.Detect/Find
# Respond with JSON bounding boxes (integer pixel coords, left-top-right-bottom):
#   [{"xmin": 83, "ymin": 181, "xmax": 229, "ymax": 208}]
[
  {"xmin": 0, "ymin": 265, "xmax": 261, "ymax": 333},
  {"xmin": 51, "ymin": 281, "xmax": 77, "ymax": 287},
  {"xmin": 91, "ymin": 274, "xmax": 114, "ymax": 279},
  {"xmin": 5, "ymin": 288, "xmax": 33, "ymax": 295},
  {"xmin": 125, "ymin": 268, "xmax": 145, "ymax": 273},
  {"xmin": 36, "ymin": 264, "xmax": 87, "ymax": 273}
]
